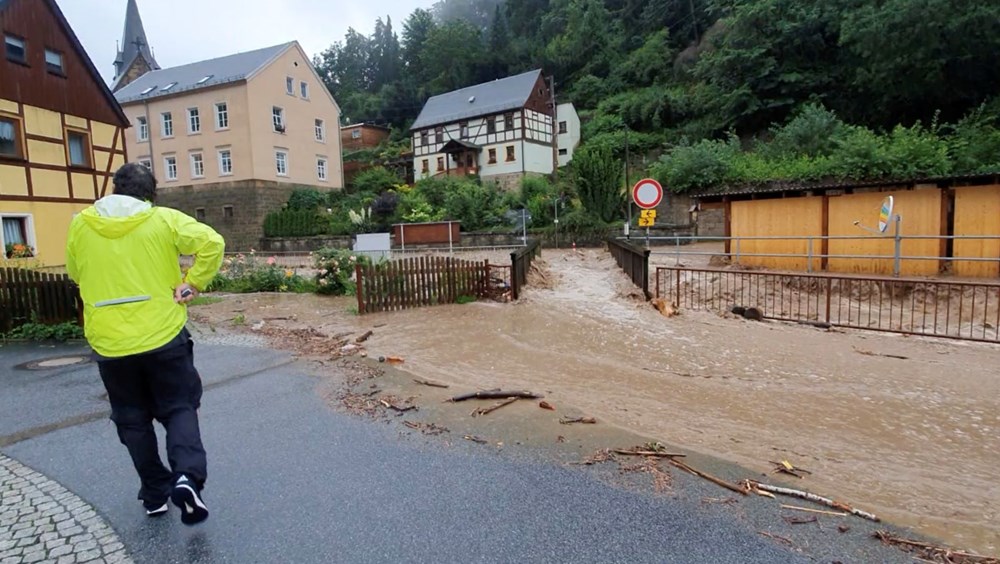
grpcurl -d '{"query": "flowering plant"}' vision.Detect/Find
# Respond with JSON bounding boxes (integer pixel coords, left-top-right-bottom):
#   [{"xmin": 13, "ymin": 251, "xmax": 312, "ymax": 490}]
[
  {"xmin": 313, "ymin": 248, "xmax": 369, "ymax": 295},
  {"xmin": 5, "ymin": 243, "xmax": 34, "ymax": 259}
]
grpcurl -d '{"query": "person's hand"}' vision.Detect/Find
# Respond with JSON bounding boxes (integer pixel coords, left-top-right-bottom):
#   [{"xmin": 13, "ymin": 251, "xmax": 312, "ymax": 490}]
[{"xmin": 175, "ymin": 283, "xmax": 198, "ymax": 304}]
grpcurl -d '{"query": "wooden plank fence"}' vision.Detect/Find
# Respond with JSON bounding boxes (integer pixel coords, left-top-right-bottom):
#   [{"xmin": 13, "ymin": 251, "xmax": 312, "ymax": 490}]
[
  {"xmin": 0, "ymin": 268, "xmax": 82, "ymax": 332},
  {"xmin": 356, "ymin": 256, "xmax": 496, "ymax": 314}
]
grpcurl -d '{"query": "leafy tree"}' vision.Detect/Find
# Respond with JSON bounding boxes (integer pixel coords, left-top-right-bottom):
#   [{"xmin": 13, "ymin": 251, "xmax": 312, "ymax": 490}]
[{"xmin": 574, "ymin": 146, "xmax": 624, "ymax": 222}]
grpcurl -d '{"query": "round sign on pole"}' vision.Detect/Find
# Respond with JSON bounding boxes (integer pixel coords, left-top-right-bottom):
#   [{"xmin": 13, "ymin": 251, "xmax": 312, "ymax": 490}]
[
  {"xmin": 878, "ymin": 196, "xmax": 894, "ymax": 233},
  {"xmin": 632, "ymin": 178, "xmax": 663, "ymax": 210}
]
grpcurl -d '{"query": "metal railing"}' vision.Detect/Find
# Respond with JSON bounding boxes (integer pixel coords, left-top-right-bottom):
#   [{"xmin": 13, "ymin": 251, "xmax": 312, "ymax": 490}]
[
  {"xmin": 625, "ymin": 235, "xmax": 1000, "ymax": 277},
  {"xmin": 656, "ymin": 266, "xmax": 1000, "ymax": 343},
  {"xmin": 607, "ymin": 237, "xmax": 651, "ymax": 299}
]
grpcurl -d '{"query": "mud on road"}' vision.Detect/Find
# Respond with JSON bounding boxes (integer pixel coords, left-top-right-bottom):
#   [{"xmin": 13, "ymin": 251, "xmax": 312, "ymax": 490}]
[{"xmin": 189, "ymin": 248, "xmax": 1000, "ymax": 557}]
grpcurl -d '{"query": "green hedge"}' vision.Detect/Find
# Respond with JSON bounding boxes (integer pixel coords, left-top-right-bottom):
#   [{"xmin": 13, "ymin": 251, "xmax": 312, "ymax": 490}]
[{"xmin": 263, "ymin": 210, "xmax": 327, "ymax": 237}]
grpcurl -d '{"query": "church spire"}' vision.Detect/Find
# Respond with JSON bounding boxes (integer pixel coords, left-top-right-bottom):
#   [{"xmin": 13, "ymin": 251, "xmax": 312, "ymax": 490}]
[{"xmin": 112, "ymin": 0, "xmax": 159, "ymax": 91}]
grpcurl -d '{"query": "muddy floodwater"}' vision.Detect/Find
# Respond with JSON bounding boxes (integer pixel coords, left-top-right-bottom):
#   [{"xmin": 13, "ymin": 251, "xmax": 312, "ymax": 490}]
[{"xmin": 198, "ymin": 249, "xmax": 1000, "ymax": 555}]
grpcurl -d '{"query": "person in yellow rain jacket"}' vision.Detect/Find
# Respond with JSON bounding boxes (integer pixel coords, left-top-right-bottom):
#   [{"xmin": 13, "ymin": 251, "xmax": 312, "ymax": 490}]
[{"xmin": 66, "ymin": 162, "xmax": 223, "ymax": 525}]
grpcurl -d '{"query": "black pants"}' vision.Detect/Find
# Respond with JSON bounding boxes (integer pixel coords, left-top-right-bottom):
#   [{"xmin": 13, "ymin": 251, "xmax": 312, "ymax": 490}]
[{"xmin": 98, "ymin": 336, "xmax": 206, "ymax": 506}]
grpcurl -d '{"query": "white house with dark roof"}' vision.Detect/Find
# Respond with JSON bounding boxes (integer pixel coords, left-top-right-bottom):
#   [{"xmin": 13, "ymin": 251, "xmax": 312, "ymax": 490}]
[{"xmin": 411, "ymin": 70, "xmax": 580, "ymax": 189}]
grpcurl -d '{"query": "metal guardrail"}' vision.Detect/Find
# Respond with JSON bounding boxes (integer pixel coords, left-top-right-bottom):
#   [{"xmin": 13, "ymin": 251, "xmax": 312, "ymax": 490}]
[
  {"xmin": 607, "ymin": 238, "xmax": 651, "ymax": 299},
  {"xmin": 625, "ymin": 235, "xmax": 1000, "ymax": 277},
  {"xmin": 656, "ymin": 266, "xmax": 1000, "ymax": 343}
]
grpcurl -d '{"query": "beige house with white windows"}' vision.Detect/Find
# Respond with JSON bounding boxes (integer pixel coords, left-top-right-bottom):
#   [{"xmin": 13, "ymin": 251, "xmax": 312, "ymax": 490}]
[{"xmin": 114, "ymin": 40, "xmax": 342, "ymax": 250}]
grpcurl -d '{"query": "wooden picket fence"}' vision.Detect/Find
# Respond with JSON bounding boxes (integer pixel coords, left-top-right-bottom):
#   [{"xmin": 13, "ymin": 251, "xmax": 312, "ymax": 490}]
[
  {"xmin": 0, "ymin": 268, "xmax": 82, "ymax": 332},
  {"xmin": 355, "ymin": 256, "xmax": 502, "ymax": 314}
]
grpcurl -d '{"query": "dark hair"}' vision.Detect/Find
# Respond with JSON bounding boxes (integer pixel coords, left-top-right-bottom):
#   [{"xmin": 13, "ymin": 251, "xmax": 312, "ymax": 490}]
[{"xmin": 112, "ymin": 163, "xmax": 157, "ymax": 203}]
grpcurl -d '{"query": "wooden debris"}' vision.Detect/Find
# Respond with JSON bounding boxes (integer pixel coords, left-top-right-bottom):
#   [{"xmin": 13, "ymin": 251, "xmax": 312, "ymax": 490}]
[
  {"xmin": 651, "ymin": 298, "xmax": 678, "ymax": 318},
  {"xmin": 449, "ymin": 389, "xmax": 542, "ymax": 402},
  {"xmin": 539, "ymin": 401, "xmax": 556, "ymax": 411},
  {"xmin": 471, "ymin": 397, "xmax": 518, "ymax": 417},
  {"xmin": 355, "ymin": 330, "xmax": 374, "ymax": 343},
  {"xmin": 747, "ymin": 481, "xmax": 879, "ymax": 522},
  {"xmin": 782, "ymin": 515, "xmax": 818, "ymax": 525},
  {"xmin": 670, "ymin": 459, "xmax": 747, "ymax": 496},
  {"xmin": 873, "ymin": 531, "xmax": 999, "ymax": 564},
  {"xmin": 379, "ymin": 397, "xmax": 416, "ymax": 413},
  {"xmin": 770, "ymin": 459, "xmax": 813, "ymax": 479},
  {"xmin": 403, "ymin": 421, "xmax": 449, "ymax": 435},
  {"xmin": 781, "ymin": 504, "xmax": 848, "ymax": 517},
  {"xmin": 613, "ymin": 449, "xmax": 687, "ymax": 458},
  {"xmin": 559, "ymin": 416, "xmax": 597, "ymax": 425},
  {"xmin": 463, "ymin": 435, "xmax": 488, "ymax": 444},
  {"xmin": 838, "ymin": 525, "xmax": 850, "ymax": 533},
  {"xmin": 574, "ymin": 449, "xmax": 614, "ymax": 466},
  {"xmin": 620, "ymin": 458, "xmax": 672, "ymax": 493},
  {"xmin": 701, "ymin": 497, "xmax": 739, "ymax": 506},
  {"xmin": 853, "ymin": 347, "xmax": 909, "ymax": 360},
  {"xmin": 413, "ymin": 378, "xmax": 450, "ymax": 389},
  {"xmin": 797, "ymin": 320, "xmax": 832, "ymax": 329},
  {"xmin": 758, "ymin": 531, "xmax": 794, "ymax": 547}
]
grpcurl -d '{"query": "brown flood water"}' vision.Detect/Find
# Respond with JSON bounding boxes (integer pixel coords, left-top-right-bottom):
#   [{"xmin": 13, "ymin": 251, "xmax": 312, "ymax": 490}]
[{"xmin": 203, "ymin": 248, "xmax": 1000, "ymax": 555}]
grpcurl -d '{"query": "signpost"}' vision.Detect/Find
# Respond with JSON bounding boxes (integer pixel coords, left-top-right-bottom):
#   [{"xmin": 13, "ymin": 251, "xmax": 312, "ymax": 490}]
[{"xmin": 632, "ymin": 179, "xmax": 663, "ymax": 248}]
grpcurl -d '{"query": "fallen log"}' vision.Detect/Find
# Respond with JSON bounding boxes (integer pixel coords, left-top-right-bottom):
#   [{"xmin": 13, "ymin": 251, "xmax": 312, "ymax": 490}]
[
  {"xmin": 379, "ymin": 398, "xmax": 416, "ymax": 413},
  {"xmin": 613, "ymin": 449, "xmax": 687, "ymax": 458},
  {"xmin": 669, "ymin": 459, "xmax": 747, "ymax": 496},
  {"xmin": 873, "ymin": 531, "xmax": 999, "ymax": 564},
  {"xmin": 559, "ymin": 416, "xmax": 597, "ymax": 425},
  {"xmin": 780, "ymin": 504, "xmax": 847, "ymax": 517},
  {"xmin": 355, "ymin": 330, "xmax": 374, "ymax": 343},
  {"xmin": 448, "ymin": 389, "xmax": 542, "ymax": 402},
  {"xmin": 782, "ymin": 515, "xmax": 818, "ymax": 525},
  {"xmin": 748, "ymin": 481, "xmax": 879, "ymax": 522},
  {"xmin": 413, "ymin": 378, "xmax": 450, "ymax": 389},
  {"xmin": 471, "ymin": 397, "xmax": 518, "ymax": 417}
]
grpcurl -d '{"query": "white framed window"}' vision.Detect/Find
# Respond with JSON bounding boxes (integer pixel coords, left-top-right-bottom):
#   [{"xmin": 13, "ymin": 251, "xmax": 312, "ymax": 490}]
[
  {"xmin": 272, "ymin": 107, "xmax": 285, "ymax": 132},
  {"xmin": 44, "ymin": 49, "xmax": 63, "ymax": 74},
  {"xmin": 136, "ymin": 116, "xmax": 148, "ymax": 142},
  {"xmin": 285, "ymin": 76, "xmax": 294, "ymax": 95},
  {"xmin": 217, "ymin": 148, "xmax": 232, "ymax": 175},
  {"xmin": 275, "ymin": 150, "xmax": 288, "ymax": 176},
  {"xmin": 164, "ymin": 155, "xmax": 177, "ymax": 181},
  {"xmin": 187, "ymin": 108, "xmax": 201, "ymax": 134},
  {"xmin": 300, "ymin": 81, "xmax": 309, "ymax": 99},
  {"xmin": 161, "ymin": 112, "xmax": 173, "ymax": 138},
  {"xmin": 316, "ymin": 157, "xmax": 327, "ymax": 181},
  {"xmin": 138, "ymin": 158, "xmax": 151, "ymax": 170},
  {"xmin": 190, "ymin": 152, "xmax": 204, "ymax": 178},
  {"xmin": 351, "ymin": 129, "xmax": 361, "ymax": 139},
  {"xmin": 215, "ymin": 102, "xmax": 229, "ymax": 130},
  {"xmin": 314, "ymin": 119, "xmax": 325, "ymax": 142},
  {"xmin": 1, "ymin": 214, "xmax": 35, "ymax": 258}
]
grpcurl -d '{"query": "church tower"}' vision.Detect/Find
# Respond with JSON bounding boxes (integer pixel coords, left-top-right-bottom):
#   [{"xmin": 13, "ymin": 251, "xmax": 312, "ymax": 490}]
[{"xmin": 111, "ymin": 0, "xmax": 160, "ymax": 92}]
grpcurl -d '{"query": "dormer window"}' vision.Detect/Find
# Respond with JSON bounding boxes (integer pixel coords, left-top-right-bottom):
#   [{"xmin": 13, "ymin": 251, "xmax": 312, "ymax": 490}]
[
  {"xmin": 196, "ymin": 75, "xmax": 213, "ymax": 85},
  {"xmin": 160, "ymin": 82, "xmax": 177, "ymax": 92}
]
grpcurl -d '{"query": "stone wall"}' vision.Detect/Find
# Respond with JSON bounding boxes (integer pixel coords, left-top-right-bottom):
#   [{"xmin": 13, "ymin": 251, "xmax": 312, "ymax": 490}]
[
  {"xmin": 695, "ymin": 207, "xmax": 726, "ymax": 237},
  {"xmin": 259, "ymin": 235, "xmax": 353, "ymax": 253},
  {"xmin": 157, "ymin": 180, "xmax": 298, "ymax": 252}
]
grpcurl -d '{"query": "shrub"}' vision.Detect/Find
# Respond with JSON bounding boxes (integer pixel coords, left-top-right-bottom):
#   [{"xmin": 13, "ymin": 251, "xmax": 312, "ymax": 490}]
[
  {"xmin": 287, "ymin": 188, "xmax": 326, "ymax": 211},
  {"xmin": 573, "ymin": 145, "xmax": 624, "ymax": 222},
  {"xmin": 351, "ymin": 167, "xmax": 403, "ymax": 194},
  {"xmin": 263, "ymin": 210, "xmax": 327, "ymax": 237},
  {"xmin": 767, "ymin": 103, "xmax": 846, "ymax": 157},
  {"xmin": 3, "ymin": 321, "xmax": 83, "ymax": 341},
  {"xmin": 207, "ymin": 253, "xmax": 315, "ymax": 293},
  {"xmin": 651, "ymin": 137, "xmax": 737, "ymax": 193},
  {"xmin": 441, "ymin": 179, "xmax": 507, "ymax": 232},
  {"xmin": 313, "ymin": 248, "xmax": 371, "ymax": 295}
]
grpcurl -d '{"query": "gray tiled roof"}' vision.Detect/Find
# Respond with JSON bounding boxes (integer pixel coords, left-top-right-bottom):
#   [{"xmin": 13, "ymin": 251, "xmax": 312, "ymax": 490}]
[
  {"xmin": 114, "ymin": 42, "xmax": 294, "ymax": 104},
  {"xmin": 410, "ymin": 69, "xmax": 542, "ymax": 130}
]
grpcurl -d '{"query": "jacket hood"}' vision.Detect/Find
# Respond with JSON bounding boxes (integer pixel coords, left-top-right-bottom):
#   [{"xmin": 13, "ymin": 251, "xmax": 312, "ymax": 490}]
[{"xmin": 81, "ymin": 195, "xmax": 155, "ymax": 239}]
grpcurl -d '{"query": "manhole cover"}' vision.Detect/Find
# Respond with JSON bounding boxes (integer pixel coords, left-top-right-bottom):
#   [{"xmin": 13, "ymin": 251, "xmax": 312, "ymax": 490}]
[{"xmin": 15, "ymin": 355, "xmax": 93, "ymax": 371}]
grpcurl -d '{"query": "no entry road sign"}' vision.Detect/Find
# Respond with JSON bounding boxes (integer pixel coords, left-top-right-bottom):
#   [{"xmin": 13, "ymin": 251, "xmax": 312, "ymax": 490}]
[{"xmin": 632, "ymin": 179, "xmax": 663, "ymax": 210}]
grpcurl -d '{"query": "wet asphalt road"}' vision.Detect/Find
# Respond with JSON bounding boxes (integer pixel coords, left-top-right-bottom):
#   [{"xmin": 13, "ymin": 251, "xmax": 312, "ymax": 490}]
[{"xmin": 0, "ymin": 341, "xmax": 843, "ymax": 563}]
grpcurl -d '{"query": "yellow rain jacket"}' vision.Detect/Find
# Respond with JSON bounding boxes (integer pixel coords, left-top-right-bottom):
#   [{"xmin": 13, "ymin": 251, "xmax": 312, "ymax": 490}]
[{"xmin": 66, "ymin": 195, "xmax": 225, "ymax": 358}]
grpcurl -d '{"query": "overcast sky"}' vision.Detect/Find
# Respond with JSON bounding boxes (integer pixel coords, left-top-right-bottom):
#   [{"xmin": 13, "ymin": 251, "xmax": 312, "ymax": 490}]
[{"xmin": 61, "ymin": 0, "xmax": 435, "ymax": 84}]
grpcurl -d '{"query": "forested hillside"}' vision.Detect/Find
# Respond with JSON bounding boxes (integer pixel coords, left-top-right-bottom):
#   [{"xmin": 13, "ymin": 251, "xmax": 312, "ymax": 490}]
[{"xmin": 311, "ymin": 0, "xmax": 999, "ymax": 202}]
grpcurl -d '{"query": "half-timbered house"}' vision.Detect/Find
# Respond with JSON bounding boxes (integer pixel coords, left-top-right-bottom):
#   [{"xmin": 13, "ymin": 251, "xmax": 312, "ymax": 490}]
[{"xmin": 0, "ymin": 0, "xmax": 130, "ymax": 265}]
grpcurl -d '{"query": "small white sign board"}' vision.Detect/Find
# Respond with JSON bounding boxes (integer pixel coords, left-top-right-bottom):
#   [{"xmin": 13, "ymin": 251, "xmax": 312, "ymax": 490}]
[{"xmin": 353, "ymin": 232, "xmax": 391, "ymax": 261}]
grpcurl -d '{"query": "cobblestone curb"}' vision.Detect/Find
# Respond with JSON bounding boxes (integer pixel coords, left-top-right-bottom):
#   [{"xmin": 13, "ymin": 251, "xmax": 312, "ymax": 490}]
[{"xmin": 0, "ymin": 454, "xmax": 132, "ymax": 564}]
